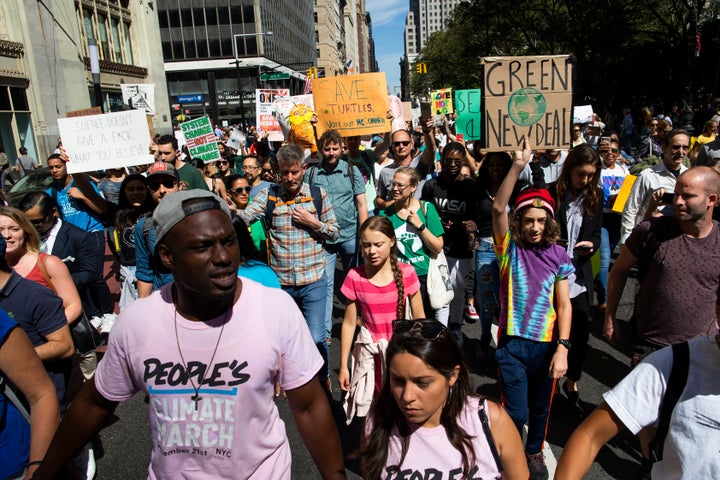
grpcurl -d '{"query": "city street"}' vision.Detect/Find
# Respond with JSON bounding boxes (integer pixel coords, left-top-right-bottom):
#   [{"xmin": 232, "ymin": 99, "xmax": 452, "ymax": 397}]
[{"xmin": 92, "ymin": 271, "xmax": 643, "ymax": 479}]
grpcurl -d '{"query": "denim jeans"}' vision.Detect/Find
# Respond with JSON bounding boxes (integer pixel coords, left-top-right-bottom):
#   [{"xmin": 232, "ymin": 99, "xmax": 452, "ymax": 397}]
[
  {"xmin": 475, "ymin": 240, "xmax": 500, "ymax": 347},
  {"xmin": 596, "ymin": 213, "xmax": 621, "ymax": 304},
  {"xmin": 282, "ymin": 277, "xmax": 329, "ymax": 382},
  {"xmin": 324, "ymin": 238, "xmax": 359, "ymax": 336},
  {"xmin": 495, "ymin": 335, "xmax": 556, "ymax": 454}
]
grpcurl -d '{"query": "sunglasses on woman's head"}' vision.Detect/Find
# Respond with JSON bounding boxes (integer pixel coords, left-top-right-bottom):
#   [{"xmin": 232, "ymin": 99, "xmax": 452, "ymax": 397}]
[{"xmin": 392, "ymin": 319, "xmax": 447, "ymax": 340}]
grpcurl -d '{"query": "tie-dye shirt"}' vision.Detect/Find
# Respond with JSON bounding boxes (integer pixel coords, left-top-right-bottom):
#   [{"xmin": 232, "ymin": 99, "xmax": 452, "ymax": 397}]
[{"xmin": 494, "ymin": 232, "xmax": 574, "ymax": 342}]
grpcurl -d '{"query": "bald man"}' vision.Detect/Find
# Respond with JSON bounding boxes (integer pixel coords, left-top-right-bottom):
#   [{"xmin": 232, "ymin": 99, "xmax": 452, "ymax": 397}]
[{"xmin": 605, "ymin": 166, "xmax": 720, "ymax": 360}]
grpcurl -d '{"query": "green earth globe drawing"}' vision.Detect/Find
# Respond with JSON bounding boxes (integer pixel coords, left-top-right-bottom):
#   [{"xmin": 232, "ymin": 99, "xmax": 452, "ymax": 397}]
[{"xmin": 508, "ymin": 88, "xmax": 546, "ymax": 126}]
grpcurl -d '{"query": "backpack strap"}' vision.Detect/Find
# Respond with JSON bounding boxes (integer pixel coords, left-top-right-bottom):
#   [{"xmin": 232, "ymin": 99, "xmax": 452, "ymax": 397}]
[
  {"xmin": 142, "ymin": 214, "xmax": 154, "ymax": 266},
  {"xmin": 264, "ymin": 183, "xmax": 323, "ymax": 224},
  {"xmin": 265, "ymin": 184, "xmax": 280, "ymax": 225},
  {"xmin": 649, "ymin": 341, "xmax": 690, "ymax": 463},
  {"xmin": 477, "ymin": 401, "xmax": 504, "ymax": 473}
]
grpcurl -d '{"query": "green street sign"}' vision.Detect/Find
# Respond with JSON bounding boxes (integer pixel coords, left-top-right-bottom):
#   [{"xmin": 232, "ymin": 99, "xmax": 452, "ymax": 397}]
[{"xmin": 260, "ymin": 72, "xmax": 291, "ymax": 81}]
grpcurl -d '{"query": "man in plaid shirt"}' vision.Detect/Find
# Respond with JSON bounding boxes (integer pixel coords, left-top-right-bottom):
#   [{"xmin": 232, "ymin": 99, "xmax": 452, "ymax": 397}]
[{"xmin": 237, "ymin": 144, "xmax": 339, "ymax": 390}]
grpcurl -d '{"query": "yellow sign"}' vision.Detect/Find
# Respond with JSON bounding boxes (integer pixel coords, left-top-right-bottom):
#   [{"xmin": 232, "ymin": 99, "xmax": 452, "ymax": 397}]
[
  {"xmin": 312, "ymin": 72, "xmax": 390, "ymax": 137},
  {"xmin": 431, "ymin": 88, "xmax": 453, "ymax": 115},
  {"xmin": 482, "ymin": 55, "xmax": 573, "ymax": 152}
]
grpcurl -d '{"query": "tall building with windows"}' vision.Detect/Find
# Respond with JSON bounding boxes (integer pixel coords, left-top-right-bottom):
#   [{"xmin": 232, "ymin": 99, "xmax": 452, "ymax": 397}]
[
  {"xmin": 158, "ymin": 0, "xmax": 315, "ymax": 127},
  {"xmin": 0, "ymin": 0, "xmax": 169, "ymax": 162},
  {"xmin": 401, "ymin": 0, "xmax": 461, "ymax": 100}
]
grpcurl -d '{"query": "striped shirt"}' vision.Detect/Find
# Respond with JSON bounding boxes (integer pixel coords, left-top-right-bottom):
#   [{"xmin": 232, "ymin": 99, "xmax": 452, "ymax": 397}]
[{"xmin": 237, "ymin": 183, "xmax": 339, "ymax": 286}]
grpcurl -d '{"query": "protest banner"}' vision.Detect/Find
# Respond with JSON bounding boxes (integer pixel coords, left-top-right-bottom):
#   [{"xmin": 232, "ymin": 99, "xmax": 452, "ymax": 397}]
[
  {"xmin": 431, "ymin": 88, "xmax": 453, "ymax": 116},
  {"xmin": 388, "ymin": 95, "xmax": 406, "ymax": 132},
  {"xmin": 312, "ymin": 72, "xmax": 390, "ymax": 137},
  {"xmin": 66, "ymin": 106, "xmax": 102, "ymax": 118},
  {"xmin": 180, "ymin": 115, "xmax": 221, "ymax": 162},
  {"xmin": 454, "ymin": 89, "xmax": 482, "ymax": 141},
  {"xmin": 256, "ymin": 88, "xmax": 289, "ymax": 142},
  {"xmin": 273, "ymin": 94, "xmax": 317, "ymax": 155},
  {"xmin": 121, "ymin": 84, "xmax": 155, "ymax": 116},
  {"xmin": 573, "ymin": 105, "xmax": 594, "ymax": 124},
  {"xmin": 482, "ymin": 55, "xmax": 573, "ymax": 151},
  {"xmin": 226, "ymin": 128, "xmax": 246, "ymax": 151},
  {"xmin": 58, "ymin": 109, "xmax": 153, "ymax": 174}
]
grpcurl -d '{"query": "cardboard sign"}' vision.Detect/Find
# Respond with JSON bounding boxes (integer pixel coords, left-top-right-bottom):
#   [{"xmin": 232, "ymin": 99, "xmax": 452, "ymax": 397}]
[
  {"xmin": 121, "ymin": 84, "xmax": 155, "ymax": 116},
  {"xmin": 431, "ymin": 88, "xmax": 453, "ymax": 115},
  {"xmin": 454, "ymin": 89, "xmax": 482, "ymax": 141},
  {"xmin": 402, "ymin": 102, "xmax": 413, "ymax": 122},
  {"xmin": 66, "ymin": 106, "xmax": 102, "ymax": 118},
  {"xmin": 255, "ymin": 88, "xmax": 289, "ymax": 142},
  {"xmin": 483, "ymin": 55, "xmax": 573, "ymax": 151},
  {"xmin": 58, "ymin": 110, "xmax": 153, "ymax": 174},
  {"xmin": 312, "ymin": 72, "xmax": 390, "ymax": 136},
  {"xmin": 573, "ymin": 105, "xmax": 594, "ymax": 124},
  {"xmin": 180, "ymin": 115, "xmax": 221, "ymax": 162}
]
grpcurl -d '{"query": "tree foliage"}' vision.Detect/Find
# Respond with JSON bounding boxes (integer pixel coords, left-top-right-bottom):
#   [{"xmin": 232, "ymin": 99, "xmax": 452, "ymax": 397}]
[{"xmin": 410, "ymin": 0, "xmax": 719, "ymax": 110}]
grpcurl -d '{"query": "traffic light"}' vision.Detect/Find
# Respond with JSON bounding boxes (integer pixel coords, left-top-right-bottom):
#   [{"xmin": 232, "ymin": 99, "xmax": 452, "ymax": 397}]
[
  {"xmin": 306, "ymin": 67, "xmax": 319, "ymax": 78},
  {"xmin": 415, "ymin": 62, "xmax": 427, "ymax": 74}
]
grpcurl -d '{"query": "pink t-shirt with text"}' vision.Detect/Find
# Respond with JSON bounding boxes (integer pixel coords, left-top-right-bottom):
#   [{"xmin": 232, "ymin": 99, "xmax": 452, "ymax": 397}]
[
  {"xmin": 341, "ymin": 262, "xmax": 420, "ymax": 342},
  {"xmin": 95, "ymin": 279, "xmax": 323, "ymax": 479}
]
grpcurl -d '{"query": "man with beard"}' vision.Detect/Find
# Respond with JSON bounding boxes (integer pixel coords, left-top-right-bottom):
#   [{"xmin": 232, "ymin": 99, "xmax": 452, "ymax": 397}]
[
  {"xmin": 620, "ymin": 130, "xmax": 690, "ymax": 242},
  {"xmin": 241, "ymin": 155, "xmax": 273, "ymax": 198}
]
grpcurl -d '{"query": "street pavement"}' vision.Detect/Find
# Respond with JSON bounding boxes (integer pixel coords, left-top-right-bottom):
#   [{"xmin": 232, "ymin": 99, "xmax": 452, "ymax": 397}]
[{"xmin": 92, "ymin": 271, "xmax": 643, "ymax": 479}]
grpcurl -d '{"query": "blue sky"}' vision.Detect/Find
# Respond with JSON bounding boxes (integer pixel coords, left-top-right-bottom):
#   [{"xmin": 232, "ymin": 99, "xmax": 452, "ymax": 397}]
[{"xmin": 366, "ymin": 0, "xmax": 406, "ymax": 95}]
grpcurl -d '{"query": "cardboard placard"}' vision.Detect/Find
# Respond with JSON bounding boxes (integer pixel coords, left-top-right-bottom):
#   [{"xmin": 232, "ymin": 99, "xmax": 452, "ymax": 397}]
[
  {"xmin": 180, "ymin": 115, "xmax": 221, "ymax": 162},
  {"xmin": 431, "ymin": 88, "xmax": 453, "ymax": 115},
  {"xmin": 58, "ymin": 110, "xmax": 153, "ymax": 174},
  {"xmin": 66, "ymin": 106, "xmax": 102, "ymax": 118},
  {"xmin": 573, "ymin": 105, "xmax": 594, "ymax": 124},
  {"xmin": 255, "ymin": 88, "xmax": 289, "ymax": 142},
  {"xmin": 312, "ymin": 72, "xmax": 390, "ymax": 136},
  {"xmin": 483, "ymin": 55, "xmax": 573, "ymax": 151},
  {"xmin": 402, "ymin": 102, "xmax": 413, "ymax": 122},
  {"xmin": 454, "ymin": 89, "xmax": 482, "ymax": 141}
]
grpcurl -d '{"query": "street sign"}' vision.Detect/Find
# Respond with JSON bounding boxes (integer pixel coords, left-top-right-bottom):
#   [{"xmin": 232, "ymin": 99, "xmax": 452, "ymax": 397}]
[{"xmin": 260, "ymin": 72, "xmax": 291, "ymax": 81}]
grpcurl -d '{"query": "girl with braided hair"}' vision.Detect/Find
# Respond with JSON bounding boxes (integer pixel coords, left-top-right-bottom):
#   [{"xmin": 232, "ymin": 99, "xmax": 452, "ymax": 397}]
[{"xmin": 339, "ymin": 216, "xmax": 425, "ymax": 423}]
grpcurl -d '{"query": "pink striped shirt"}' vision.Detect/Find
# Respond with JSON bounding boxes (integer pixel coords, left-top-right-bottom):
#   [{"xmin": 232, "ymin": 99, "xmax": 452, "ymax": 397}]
[{"xmin": 341, "ymin": 262, "xmax": 420, "ymax": 342}]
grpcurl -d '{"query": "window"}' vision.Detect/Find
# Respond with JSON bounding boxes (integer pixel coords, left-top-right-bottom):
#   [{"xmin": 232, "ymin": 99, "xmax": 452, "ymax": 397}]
[
  {"xmin": 97, "ymin": 14, "xmax": 111, "ymax": 59},
  {"xmin": 123, "ymin": 22, "xmax": 133, "ymax": 64},
  {"xmin": 111, "ymin": 18, "xmax": 122, "ymax": 62}
]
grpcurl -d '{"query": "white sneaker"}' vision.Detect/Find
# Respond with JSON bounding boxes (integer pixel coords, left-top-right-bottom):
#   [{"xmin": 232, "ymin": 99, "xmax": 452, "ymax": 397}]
[
  {"xmin": 86, "ymin": 444, "xmax": 96, "ymax": 480},
  {"xmin": 89, "ymin": 316, "xmax": 103, "ymax": 330},
  {"xmin": 100, "ymin": 313, "xmax": 116, "ymax": 333}
]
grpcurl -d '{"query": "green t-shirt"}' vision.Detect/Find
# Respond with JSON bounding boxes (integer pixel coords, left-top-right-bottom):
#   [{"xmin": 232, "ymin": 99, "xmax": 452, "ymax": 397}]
[
  {"xmin": 177, "ymin": 163, "xmax": 209, "ymax": 190},
  {"xmin": 380, "ymin": 201, "xmax": 444, "ymax": 276}
]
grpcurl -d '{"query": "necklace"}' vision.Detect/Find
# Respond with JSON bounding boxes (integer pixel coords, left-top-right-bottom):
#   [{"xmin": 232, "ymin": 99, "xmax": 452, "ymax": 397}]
[{"xmin": 173, "ymin": 306, "xmax": 229, "ymax": 410}]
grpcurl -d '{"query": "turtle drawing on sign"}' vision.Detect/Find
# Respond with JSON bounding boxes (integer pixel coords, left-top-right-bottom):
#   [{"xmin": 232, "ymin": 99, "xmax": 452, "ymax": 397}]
[{"xmin": 508, "ymin": 87, "xmax": 547, "ymax": 126}]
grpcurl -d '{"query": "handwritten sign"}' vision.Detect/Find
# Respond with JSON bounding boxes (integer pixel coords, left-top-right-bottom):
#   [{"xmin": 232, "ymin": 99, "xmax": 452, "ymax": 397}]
[
  {"xmin": 58, "ymin": 110, "xmax": 153, "ymax": 174},
  {"xmin": 312, "ymin": 72, "xmax": 390, "ymax": 137},
  {"xmin": 431, "ymin": 88, "xmax": 453, "ymax": 116},
  {"xmin": 573, "ymin": 105, "xmax": 594, "ymax": 124},
  {"xmin": 180, "ymin": 115, "xmax": 221, "ymax": 162},
  {"xmin": 454, "ymin": 89, "xmax": 482, "ymax": 141},
  {"xmin": 256, "ymin": 88, "xmax": 289, "ymax": 142},
  {"xmin": 482, "ymin": 55, "xmax": 573, "ymax": 151}
]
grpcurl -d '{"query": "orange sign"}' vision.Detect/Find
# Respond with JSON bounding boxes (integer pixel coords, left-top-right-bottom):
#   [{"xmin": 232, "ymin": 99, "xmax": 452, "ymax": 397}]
[
  {"xmin": 66, "ymin": 106, "xmax": 102, "ymax": 118},
  {"xmin": 312, "ymin": 73, "xmax": 390, "ymax": 137}
]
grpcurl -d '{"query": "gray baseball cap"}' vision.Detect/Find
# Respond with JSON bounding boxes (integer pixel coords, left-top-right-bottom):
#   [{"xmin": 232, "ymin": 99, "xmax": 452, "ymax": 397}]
[{"xmin": 152, "ymin": 190, "xmax": 232, "ymax": 247}]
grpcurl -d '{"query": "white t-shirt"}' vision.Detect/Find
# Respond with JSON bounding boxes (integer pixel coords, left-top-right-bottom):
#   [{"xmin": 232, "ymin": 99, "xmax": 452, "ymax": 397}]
[
  {"xmin": 604, "ymin": 335, "xmax": 720, "ymax": 480},
  {"xmin": 95, "ymin": 279, "xmax": 323, "ymax": 479},
  {"xmin": 374, "ymin": 397, "xmax": 502, "ymax": 479}
]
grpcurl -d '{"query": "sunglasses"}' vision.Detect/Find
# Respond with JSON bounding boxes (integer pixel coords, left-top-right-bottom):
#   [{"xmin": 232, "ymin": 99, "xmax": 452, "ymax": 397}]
[
  {"xmin": 261, "ymin": 168, "xmax": 273, "ymax": 174},
  {"xmin": 230, "ymin": 186, "xmax": 252, "ymax": 194},
  {"xmin": 393, "ymin": 141, "xmax": 411, "ymax": 147},
  {"xmin": 148, "ymin": 178, "xmax": 176, "ymax": 191},
  {"xmin": 217, "ymin": 160, "xmax": 229, "ymax": 166},
  {"xmin": 392, "ymin": 319, "xmax": 446, "ymax": 340},
  {"xmin": 30, "ymin": 213, "xmax": 52, "ymax": 227}
]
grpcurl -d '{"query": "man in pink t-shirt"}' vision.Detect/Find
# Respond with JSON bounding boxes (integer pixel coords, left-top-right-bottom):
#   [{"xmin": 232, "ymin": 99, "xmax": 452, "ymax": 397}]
[{"xmin": 35, "ymin": 190, "xmax": 346, "ymax": 480}]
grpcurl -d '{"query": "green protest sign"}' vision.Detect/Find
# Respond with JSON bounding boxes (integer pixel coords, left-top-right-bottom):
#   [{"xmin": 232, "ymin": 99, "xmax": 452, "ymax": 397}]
[
  {"xmin": 180, "ymin": 115, "xmax": 221, "ymax": 162},
  {"xmin": 454, "ymin": 89, "xmax": 482, "ymax": 141}
]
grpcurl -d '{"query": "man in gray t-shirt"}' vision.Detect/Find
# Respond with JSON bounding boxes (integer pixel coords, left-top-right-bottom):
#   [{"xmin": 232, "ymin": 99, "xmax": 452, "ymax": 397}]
[{"xmin": 15, "ymin": 146, "xmax": 39, "ymax": 177}]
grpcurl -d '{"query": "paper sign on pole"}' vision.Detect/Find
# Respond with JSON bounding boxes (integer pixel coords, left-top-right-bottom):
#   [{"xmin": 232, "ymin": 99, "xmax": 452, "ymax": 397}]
[
  {"xmin": 454, "ymin": 89, "xmax": 482, "ymax": 141},
  {"xmin": 573, "ymin": 105, "xmax": 594, "ymax": 124},
  {"xmin": 482, "ymin": 55, "xmax": 573, "ymax": 151},
  {"xmin": 431, "ymin": 88, "xmax": 453, "ymax": 115},
  {"xmin": 58, "ymin": 110, "xmax": 153, "ymax": 174},
  {"xmin": 312, "ymin": 72, "xmax": 390, "ymax": 137},
  {"xmin": 121, "ymin": 84, "xmax": 156, "ymax": 116},
  {"xmin": 180, "ymin": 115, "xmax": 221, "ymax": 162},
  {"xmin": 256, "ymin": 89, "xmax": 289, "ymax": 142}
]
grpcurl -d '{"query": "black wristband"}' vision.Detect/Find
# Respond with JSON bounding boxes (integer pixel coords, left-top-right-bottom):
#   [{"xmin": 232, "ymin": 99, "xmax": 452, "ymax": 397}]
[{"xmin": 416, "ymin": 223, "xmax": 426, "ymax": 232}]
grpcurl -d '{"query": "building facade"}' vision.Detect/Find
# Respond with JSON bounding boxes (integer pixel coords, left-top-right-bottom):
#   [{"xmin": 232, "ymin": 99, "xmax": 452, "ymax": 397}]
[
  {"xmin": 0, "ymin": 0, "xmax": 170, "ymax": 164},
  {"xmin": 158, "ymin": 0, "xmax": 315, "ymax": 128}
]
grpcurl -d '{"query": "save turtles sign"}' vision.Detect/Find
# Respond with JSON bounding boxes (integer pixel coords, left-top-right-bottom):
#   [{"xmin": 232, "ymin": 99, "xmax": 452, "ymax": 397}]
[{"xmin": 482, "ymin": 55, "xmax": 572, "ymax": 152}]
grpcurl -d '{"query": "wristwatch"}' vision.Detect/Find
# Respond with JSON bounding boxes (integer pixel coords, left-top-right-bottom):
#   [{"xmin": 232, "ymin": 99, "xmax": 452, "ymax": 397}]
[
  {"xmin": 557, "ymin": 339, "xmax": 572, "ymax": 350},
  {"xmin": 416, "ymin": 223, "xmax": 427, "ymax": 232}
]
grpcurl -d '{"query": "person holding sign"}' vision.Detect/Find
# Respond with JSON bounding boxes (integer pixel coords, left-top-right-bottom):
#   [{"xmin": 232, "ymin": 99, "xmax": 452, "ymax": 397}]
[
  {"xmin": 492, "ymin": 137, "xmax": 573, "ymax": 480},
  {"xmin": 154, "ymin": 134, "xmax": 208, "ymax": 191}
]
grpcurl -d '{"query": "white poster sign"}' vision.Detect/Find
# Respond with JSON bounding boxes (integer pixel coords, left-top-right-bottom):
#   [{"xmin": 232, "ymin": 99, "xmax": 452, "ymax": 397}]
[
  {"xmin": 573, "ymin": 105, "xmax": 594, "ymax": 124},
  {"xmin": 121, "ymin": 84, "xmax": 156, "ymax": 116},
  {"xmin": 58, "ymin": 110, "xmax": 153, "ymax": 174},
  {"xmin": 256, "ymin": 89, "xmax": 289, "ymax": 142}
]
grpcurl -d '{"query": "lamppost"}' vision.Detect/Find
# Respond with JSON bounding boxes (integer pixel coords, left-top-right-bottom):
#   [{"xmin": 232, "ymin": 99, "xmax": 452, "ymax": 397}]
[
  {"xmin": 87, "ymin": 37, "xmax": 104, "ymax": 112},
  {"xmin": 232, "ymin": 31, "xmax": 273, "ymax": 128}
]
